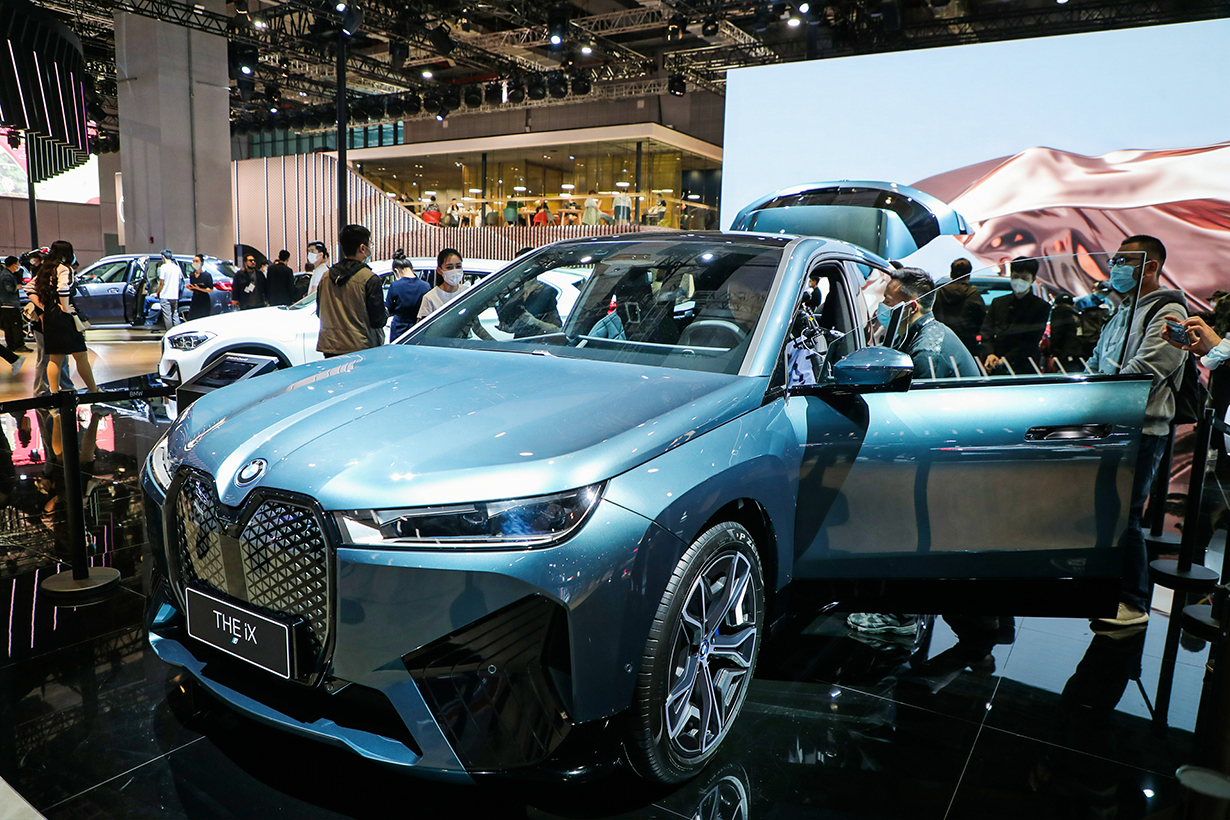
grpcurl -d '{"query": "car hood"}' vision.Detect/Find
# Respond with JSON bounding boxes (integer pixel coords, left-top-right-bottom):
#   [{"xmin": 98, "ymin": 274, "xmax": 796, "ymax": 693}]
[
  {"xmin": 169, "ymin": 305, "xmax": 310, "ymax": 341},
  {"xmin": 168, "ymin": 344, "xmax": 766, "ymax": 510}
]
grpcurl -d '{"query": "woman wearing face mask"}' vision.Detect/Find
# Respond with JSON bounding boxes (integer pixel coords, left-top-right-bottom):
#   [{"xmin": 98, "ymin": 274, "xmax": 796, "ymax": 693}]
[
  {"xmin": 185, "ymin": 255, "xmax": 214, "ymax": 321},
  {"xmin": 417, "ymin": 248, "xmax": 469, "ymax": 321},
  {"xmin": 306, "ymin": 241, "xmax": 330, "ymax": 295}
]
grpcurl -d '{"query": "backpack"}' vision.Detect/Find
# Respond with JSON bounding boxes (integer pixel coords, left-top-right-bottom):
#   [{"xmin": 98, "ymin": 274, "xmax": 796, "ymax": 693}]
[{"xmin": 1140, "ymin": 296, "xmax": 1208, "ymax": 426}]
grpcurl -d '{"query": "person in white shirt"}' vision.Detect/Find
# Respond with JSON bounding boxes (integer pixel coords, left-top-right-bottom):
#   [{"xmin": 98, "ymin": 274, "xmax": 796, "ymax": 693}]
[
  {"xmin": 417, "ymin": 248, "xmax": 468, "ymax": 320},
  {"xmin": 306, "ymin": 241, "xmax": 330, "ymax": 295},
  {"xmin": 157, "ymin": 249, "xmax": 182, "ymax": 330}
]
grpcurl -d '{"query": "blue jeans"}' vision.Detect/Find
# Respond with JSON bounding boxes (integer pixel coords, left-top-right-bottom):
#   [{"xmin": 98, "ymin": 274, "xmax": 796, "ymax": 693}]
[{"xmin": 1121, "ymin": 433, "xmax": 1166, "ymax": 611}]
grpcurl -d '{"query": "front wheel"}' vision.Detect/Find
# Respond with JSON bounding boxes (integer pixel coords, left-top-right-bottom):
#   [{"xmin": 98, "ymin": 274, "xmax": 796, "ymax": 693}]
[{"xmin": 627, "ymin": 521, "xmax": 765, "ymax": 783}]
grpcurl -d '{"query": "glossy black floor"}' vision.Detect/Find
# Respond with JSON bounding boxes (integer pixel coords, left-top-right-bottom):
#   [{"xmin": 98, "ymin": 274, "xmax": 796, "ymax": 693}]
[{"xmin": 0, "ymin": 384, "xmax": 1225, "ymax": 819}]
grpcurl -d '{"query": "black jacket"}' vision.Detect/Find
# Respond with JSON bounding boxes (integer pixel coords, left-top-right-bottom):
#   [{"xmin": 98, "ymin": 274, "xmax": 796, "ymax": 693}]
[
  {"xmin": 931, "ymin": 280, "xmax": 986, "ymax": 356},
  {"xmin": 265, "ymin": 262, "xmax": 296, "ymax": 306},
  {"xmin": 232, "ymin": 266, "xmax": 266, "ymax": 310},
  {"xmin": 980, "ymin": 292, "xmax": 1051, "ymax": 371}
]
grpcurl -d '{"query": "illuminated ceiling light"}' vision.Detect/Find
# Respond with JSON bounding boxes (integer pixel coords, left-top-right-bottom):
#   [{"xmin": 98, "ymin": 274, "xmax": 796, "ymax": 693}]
[
  {"xmin": 580, "ymin": 42, "xmax": 593, "ymax": 55},
  {"xmin": 334, "ymin": 1, "xmax": 346, "ymax": 11},
  {"xmin": 799, "ymin": 2, "xmax": 810, "ymax": 12},
  {"xmin": 615, "ymin": 181, "xmax": 630, "ymax": 187},
  {"xmin": 252, "ymin": 16, "xmax": 267, "ymax": 29},
  {"xmin": 547, "ymin": 4, "xmax": 569, "ymax": 46},
  {"xmin": 469, "ymin": 188, "xmax": 482, "ymax": 193},
  {"xmin": 513, "ymin": 185, "xmax": 526, "ymax": 191},
  {"xmin": 787, "ymin": 16, "xmax": 800, "ymax": 26},
  {"xmin": 424, "ymin": 190, "xmax": 436, "ymax": 196},
  {"xmin": 561, "ymin": 183, "xmax": 575, "ymax": 189},
  {"xmin": 435, "ymin": 105, "xmax": 449, "ymax": 121},
  {"xmin": 667, "ymin": 73, "xmax": 686, "ymax": 96},
  {"xmin": 421, "ymin": 69, "xmax": 434, "ymax": 79},
  {"xmin": 339, "ymin": 2, "xmax": 363, "ymax": 36},
  {"xmin": 240, "ymin": 65, "xmax": 253, "ymax": 75}
]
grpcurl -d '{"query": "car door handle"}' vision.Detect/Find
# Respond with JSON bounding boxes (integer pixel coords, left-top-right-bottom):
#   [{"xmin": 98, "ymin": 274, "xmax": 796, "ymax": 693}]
[
  {"xmin": 107, "ymin": 288, "xmax": 120, "ymax": 293},
  {"xmin": 1025, "ymin": 424, "xmax": 1112, "ymax": 442}
]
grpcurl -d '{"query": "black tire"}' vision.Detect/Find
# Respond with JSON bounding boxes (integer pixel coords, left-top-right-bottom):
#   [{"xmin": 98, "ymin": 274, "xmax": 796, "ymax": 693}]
[{"xmin": 628, "ymin": 521, "xmax": 765, "ymax": 783}]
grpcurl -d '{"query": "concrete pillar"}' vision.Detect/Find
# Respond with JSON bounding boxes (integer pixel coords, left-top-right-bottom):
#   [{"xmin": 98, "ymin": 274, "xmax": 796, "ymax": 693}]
[{"xmin": 113, "ymin": 0, "xmax": 233, "ymax": 260}]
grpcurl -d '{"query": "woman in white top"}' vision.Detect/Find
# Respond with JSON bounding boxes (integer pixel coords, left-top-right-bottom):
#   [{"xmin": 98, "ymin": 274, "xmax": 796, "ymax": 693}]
[
  {"xmin": 30, "ymin": 240, "xmax": 98, "ymax": 393},
  {"xmin": 417, "ymin": 248, "xmax": 470, "ymax": 320},
  {"xmin": 581, "ymin": 190, "xmax": 601, "ymax": 226}
]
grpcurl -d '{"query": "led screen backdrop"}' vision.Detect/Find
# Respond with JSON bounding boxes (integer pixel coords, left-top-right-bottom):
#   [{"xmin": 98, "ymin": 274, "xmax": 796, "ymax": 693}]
[
  {"xmin": 0, "ymin": 143, "xmax": 99, "ymax": 203},
  {"xmin": 722, "ymin": 18, "xmax": 1230, "ymax": 302}
]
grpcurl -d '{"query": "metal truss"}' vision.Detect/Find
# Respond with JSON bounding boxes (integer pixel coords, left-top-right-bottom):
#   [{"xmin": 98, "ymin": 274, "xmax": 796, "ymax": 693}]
[{"xmin": 459, "ymin": 3, "xmax": 672, "ymax": 51}]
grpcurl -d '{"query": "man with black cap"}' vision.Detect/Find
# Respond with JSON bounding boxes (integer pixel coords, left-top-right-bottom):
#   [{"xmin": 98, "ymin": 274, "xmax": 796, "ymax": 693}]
[
  {"xmin": 157, "ymin": 249, "xmax": 182, "ymax": 330},
  {"xmin": 306, "ymin": 241, "xmax": 330, "ymax": 295}
]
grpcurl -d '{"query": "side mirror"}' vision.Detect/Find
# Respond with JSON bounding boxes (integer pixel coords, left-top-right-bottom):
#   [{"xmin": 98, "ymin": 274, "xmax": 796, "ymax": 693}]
[{"xmin": 832, "ymin": 346, "xmax": 914, "ymax": 392}]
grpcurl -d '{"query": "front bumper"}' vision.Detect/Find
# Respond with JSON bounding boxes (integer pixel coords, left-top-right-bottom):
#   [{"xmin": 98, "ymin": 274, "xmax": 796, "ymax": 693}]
[{"xmin": 144, "ymin": 475, "xmax": 683, "ymax": 775}]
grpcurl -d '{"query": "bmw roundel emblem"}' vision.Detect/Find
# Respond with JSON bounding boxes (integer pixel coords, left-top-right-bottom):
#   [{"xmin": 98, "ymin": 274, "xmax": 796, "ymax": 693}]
[{"xmin": 236, "ymin": 459, "xmax": 267, "ymax": 486}]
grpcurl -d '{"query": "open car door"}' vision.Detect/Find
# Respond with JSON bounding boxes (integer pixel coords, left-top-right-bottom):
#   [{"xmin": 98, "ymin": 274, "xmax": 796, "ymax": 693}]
[
  {"xmin": 729, "ymin": 181, "xmax": 970, "ymax": 260},
  {"xmin": 784, "ymin": 252, "xmax": 1150, "ymax": 617}
]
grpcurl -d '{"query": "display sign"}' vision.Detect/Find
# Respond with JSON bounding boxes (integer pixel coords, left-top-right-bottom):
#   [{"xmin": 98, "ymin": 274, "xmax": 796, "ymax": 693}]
[{"xmin": 186, "ymin": 587, "xmax": 294, "ymax": 679}]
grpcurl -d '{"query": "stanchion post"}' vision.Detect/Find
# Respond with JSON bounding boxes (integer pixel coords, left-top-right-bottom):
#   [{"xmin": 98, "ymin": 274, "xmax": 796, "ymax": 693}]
[{"xmin": 39, "ymin": 391, "xmax": 120, "ymax": 601}]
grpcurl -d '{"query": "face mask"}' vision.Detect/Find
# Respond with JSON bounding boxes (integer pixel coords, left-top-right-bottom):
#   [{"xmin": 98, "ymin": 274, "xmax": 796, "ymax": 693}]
[
  {"xmin": 443, "ymin": 269, "xmax": 463, "ymax": 287},
  {"xmin": 1109, "ymin": 264, "xmax": 1138, "ymax": 294},
  {"xmin": 307, "ymin": 252, "xmax": 321, "ymax": 265},
  {"xmin": 876, "ymin": 301, "xmax": 893, "ymax": 328},
  {"xmin": 192, "ymin": 260, "xmax": 202, "ymax": 271},
  {"xmin": 1010, "ymin": 278, "xmax": 1031, "ymax": 295},
  {"xmin": 71, "ymin": 255, "xmax": 78, "ymax": 267}
]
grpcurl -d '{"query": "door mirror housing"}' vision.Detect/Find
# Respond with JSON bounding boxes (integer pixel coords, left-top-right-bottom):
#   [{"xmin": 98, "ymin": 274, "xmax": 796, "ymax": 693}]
[{"xmin": 831, "ymin": 347, "xmax": 914, "ymax": 392}]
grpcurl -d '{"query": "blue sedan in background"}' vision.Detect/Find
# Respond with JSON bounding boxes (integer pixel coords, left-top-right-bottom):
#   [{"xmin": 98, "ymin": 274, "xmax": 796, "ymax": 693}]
[{"xmin": 142, "ymin": 183, "xmax": 1149, "ymax": 783}]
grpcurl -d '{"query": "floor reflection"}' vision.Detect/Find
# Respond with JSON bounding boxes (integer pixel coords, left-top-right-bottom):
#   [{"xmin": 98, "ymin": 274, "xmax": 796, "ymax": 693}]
[{"xmin": 0, "ymin": 380, "xmax": 1222, "ymax": 819}]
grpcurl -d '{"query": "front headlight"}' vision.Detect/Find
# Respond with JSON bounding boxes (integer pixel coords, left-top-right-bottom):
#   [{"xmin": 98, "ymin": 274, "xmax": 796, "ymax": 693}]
[
  {"xmin": 167, "ymin": 330, "xmax": 215, "ymax": 351},
  {"xmin": 146, "ymin": 435, "xmax": 175, "ymax": 492},
  {"xmin": 336, "ymin": 483, "xmax": 605, "ymax": 549}
]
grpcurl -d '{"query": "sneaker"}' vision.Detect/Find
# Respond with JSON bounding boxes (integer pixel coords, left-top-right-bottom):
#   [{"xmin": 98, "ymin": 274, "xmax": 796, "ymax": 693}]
[
  {"xmin": 9, "ymin": 357, "xmax": 24, "ymax": 376},
  {"xmin": 1094, "ymin": 602, "xmax": 1149, "ymax": 628},
  {"xmin": 846, "ymin": 612, "xmax": 919, "ymax": 635}
]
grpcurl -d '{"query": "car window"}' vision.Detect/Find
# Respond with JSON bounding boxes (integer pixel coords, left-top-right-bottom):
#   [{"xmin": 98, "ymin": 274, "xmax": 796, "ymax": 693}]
[
  {"xmin": 407, "ymin": 239, "xmax": 791, "ymax": 375},
  {"xmin": 802, "ymin": 252, "xmax": 1142, "ymax": 385},
  {"xmin": 79, "ymin": 260, "xmax": 129, "ymax": 284}
]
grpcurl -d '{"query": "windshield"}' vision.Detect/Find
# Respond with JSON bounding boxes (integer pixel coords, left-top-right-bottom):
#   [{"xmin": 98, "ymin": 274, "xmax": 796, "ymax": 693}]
[
  {"xmin": 406, "ymin": 239, "xmax": 788, "ymax": 375},
  {"xmin": 788, "ymin": 252, "xmax": 1149, "ymax": 387}
]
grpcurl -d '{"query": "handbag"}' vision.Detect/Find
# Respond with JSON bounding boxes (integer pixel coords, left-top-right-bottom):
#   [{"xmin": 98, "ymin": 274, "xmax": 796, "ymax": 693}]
[{"xmin": 68, "ymin": 286, "xmax": 91, "ymax": 332}]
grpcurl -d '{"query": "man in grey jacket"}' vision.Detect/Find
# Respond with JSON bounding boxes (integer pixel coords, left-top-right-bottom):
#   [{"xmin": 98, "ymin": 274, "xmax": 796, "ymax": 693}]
[{"xmin": 1087, "ymin": 235, "xmax": 1187, "ymax": 628}]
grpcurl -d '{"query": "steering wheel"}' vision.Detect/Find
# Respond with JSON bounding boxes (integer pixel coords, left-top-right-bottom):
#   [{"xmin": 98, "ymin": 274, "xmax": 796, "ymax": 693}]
[{"xmin": 678, "ymin": 319, "xmax": 748, "ymax": 350}]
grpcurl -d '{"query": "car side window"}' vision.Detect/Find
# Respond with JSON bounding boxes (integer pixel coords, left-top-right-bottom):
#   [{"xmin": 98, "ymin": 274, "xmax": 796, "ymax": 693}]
[
  {"xmin": 786, "ymin": 262, "xmax": 860, "ymax": 388},
  {"xmin": 84, "ymin": 261, "xmax": 129, "ymax": 284}
]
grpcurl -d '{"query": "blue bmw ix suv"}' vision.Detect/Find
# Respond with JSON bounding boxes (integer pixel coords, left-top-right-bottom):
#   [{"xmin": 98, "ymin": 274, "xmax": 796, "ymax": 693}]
[{"xmin": 142, "ymin": 183, "xmax": 1150, "ymax": 783}]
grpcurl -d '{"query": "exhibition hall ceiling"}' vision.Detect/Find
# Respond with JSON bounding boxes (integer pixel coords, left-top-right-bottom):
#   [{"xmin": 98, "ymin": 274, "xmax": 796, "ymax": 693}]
[{"xmin": 27, "ymin": 0, "xmax": 1230, "ymax": 149}]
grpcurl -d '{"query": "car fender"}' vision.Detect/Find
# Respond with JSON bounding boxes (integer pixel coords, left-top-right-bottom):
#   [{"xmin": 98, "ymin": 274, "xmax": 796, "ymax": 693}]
[{"xmin": 603, "ymin": 397, "xmax": 802, "ymax": 598}]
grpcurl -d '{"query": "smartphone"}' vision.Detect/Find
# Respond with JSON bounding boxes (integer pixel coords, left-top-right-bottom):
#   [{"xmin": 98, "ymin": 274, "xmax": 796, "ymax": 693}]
[{"xmin": 1166, "ymin": 319, "xmax": 1190, "ymax": 346}]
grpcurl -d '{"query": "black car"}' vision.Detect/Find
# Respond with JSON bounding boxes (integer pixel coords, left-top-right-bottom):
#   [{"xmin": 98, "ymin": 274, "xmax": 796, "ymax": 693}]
[{"xmin": 72, "ymin": 254, "xmax": 236, "ymax": 326}]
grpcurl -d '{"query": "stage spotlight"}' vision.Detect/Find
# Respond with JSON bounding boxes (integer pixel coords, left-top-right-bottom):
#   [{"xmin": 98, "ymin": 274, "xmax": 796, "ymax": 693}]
[
  {"xmin": 581, "ymin": 41, "xmax": 594, "ymax": 55},
  {"xmin": 235, "ymin": 0, "xmax": 249, "ymax": 14},
  {"xmin": 340, "ymin": 3, "xmax": 363, "ymax": 36},
  {"xmin": 547, "ymin": 72, "xmax": 568, "ymax": 98},
  {"xmin": 570, "ymin": 71, "xmax": 590, "ymax": 95},
  {"xmin": 423, "ymin": 91, "xmax": 442, "ymax": 111},
  {"xmin": 668, "ymin": 73, "xmax": 686, "ymax": 96},
  {"xmin": 404, "ymin": 93, "xmax": 422, "ymax": 115},
  {"xmin": 237, "ymin": 76, "xmax": 256, "ymax": 101},
  {"xmin": 435, "ymin": 105, "xmax": 449, "ymax": 122},
  {"xmin": 701, "ymin": 16, "xmax": 719, "ymax": 36},
  {"xmin": 442, "ymin": 86, "xmax": 461, "ymax": 109},
  {"xmin": 798, "ymin": 2, "xmax": 811, "ymax": 11},
  {"xmin": 463, "ymin": 85, "xmax": 483, "ymax": 108},
  {"xmin": 367, "ymin": 97, "xmax": 387, "ymax": 120},
  {"xmin": 506, "ymin": 79, "xmax": 525, "ymax": 104},
  {"xmin": 288, "ymin": 110, "xmax": 307, "ymax": 130},
  {"xmin": 526, "ymin": 73, "xmax": 546, "ymax": 100},
  {"xmin": 751, "ymin": 4, "xmax": 771, "ymax": 31},
  {"xmin": 547, "ymin": 4, "xmax": 569, "ymax": 46},
  {"xmin": 385, "ymin": 96, "xmax": 405, "ymax": 117},
  {"xmin": 349, "ymin": 102, "xmax": 369, "ymax": 123},
  {"xmin": 666, "ymin": 14, "xmax": 687, "ymax": 41},
  {"xmin": 334, "ymin": 1, "xmax": 346, "ymax": 11},
  {"xmin": 305, "ymin": 108, "xmax": 323, "ymax": 128},
  {"xmin": 485, "ymin": 82, "xmax": 503, "ymax": 105},
  {"xmin": 429, "ymin": 24, "xmax": 455, "ymax": 55},
  {"xmin": 261, "ymin": 118, "xmax": 276, "ymax": 134},
  {"xmin": 389, "ymin": 40, "xmax": 409, "ymax": 69}
]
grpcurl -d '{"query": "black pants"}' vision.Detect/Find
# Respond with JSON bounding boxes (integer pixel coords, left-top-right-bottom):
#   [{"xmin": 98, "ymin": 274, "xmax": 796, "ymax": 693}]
[
  {"xmin": 0, "ymin": 341, "xmax": 16, "ymax": 365},
  {"xmin": 0, "ymin": 306, "xmax": 22, "ymax": 350}
]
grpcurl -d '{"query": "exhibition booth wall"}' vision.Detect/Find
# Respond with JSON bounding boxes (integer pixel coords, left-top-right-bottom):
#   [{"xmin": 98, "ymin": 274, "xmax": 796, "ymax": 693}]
[{"xmin": 721, "ymin": 17, "xmax": 1230, "ymax": 305}]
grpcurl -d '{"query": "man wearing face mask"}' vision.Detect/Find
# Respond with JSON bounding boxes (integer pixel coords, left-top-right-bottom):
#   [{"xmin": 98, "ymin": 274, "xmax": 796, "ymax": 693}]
[
  {"xmin": 306, "ymin": 241, "xmax": 330, "ymax": 295},
  {"xmin": 979, "ymin": 257, "xmax": 1051, "ymax": 375},
  {"xmin": 317, "ymin": 223, "xmax": 387, "ymax": 357},
  {"xmin": 1087, "ymin": 235, "xmax": 1187, "ymax": 628},
  {"xmin": 880, "ymin": 268, "xmax": 978, "ymax": 379},
  {"xmin": 417, "ymin": 248, "xmax": 469, "ymax": 321}
]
